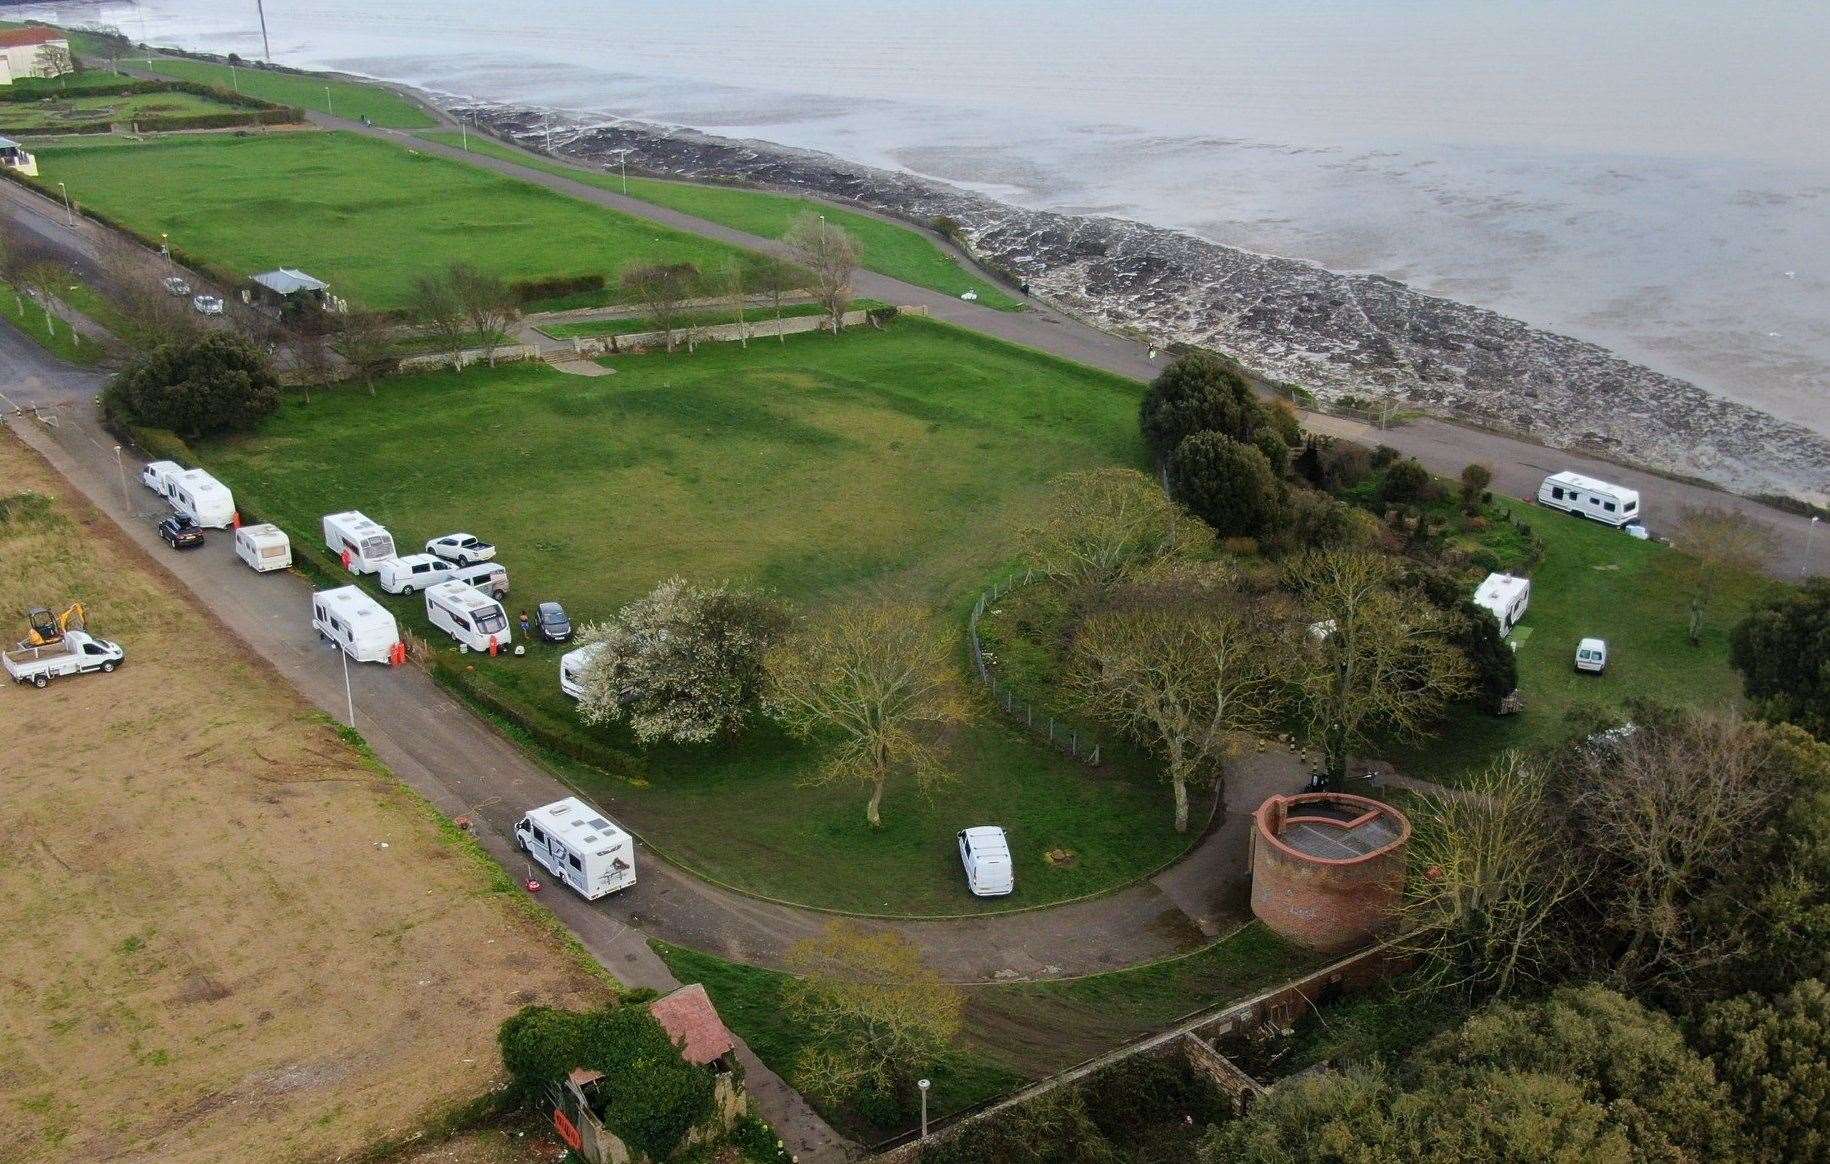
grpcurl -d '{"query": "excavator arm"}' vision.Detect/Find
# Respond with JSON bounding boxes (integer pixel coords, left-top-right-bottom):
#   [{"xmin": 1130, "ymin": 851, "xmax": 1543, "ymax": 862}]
[{"xmin": 23, "ymin": 602, "xmax": 85, "ymax": 647}]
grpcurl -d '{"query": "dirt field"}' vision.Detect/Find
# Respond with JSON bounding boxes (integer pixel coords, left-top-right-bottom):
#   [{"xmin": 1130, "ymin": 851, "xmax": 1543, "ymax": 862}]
[{"xmin": 0, "ymin": 430, "xmax": 611, "ymax": 1162}]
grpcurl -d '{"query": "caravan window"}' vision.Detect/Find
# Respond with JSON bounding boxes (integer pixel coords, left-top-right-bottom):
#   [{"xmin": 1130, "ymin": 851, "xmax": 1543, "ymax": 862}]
[
  {"xmin": 449, "ymin": 612, "xmax": 472, "ymax": 631},
  {"xmin": 475, "ymin": 610, "xmax": 507, "ymax": 635},
  {"xmin": 1551, "ymin": 487, "xmax": 1565, "ymax": 500},
  {"xmin": 567, "ymin": 853, "xmax": 583, "ymax": 871},
  {"xmin": 1603, "ymin": 501, "xmax": 1616, "ymax": 512},
  {"xmin": 530, "ymin": 825, "xmax": 547, "ymax": 845},
  {"xmin": 1624, "ymin": 500, "xmax": 1637, "ymax": 512}
]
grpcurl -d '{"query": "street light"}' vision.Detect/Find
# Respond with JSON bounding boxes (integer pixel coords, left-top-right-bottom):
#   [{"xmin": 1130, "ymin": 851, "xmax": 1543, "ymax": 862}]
[
  {"xmin": 112, "ymin": 445, "xmax": 129, "ymax": 510},
  {"xmin": 917, "ymin": 1078, "xmax": 930, "ymax": 1140},
  {"xmin": 335, "ymin": 639, "xmax": 356, "ymax": 728},
  {"xmin": 324, "ymin": 85, "xmax": 333, "ymax": 117},
  {"xmin": 56, "ymin": 181, "xmax": 73, "ymax": 227},
  {"xmin": 617, "ymin": 149, "xmax": 629, "ymax": 195},
  {"xmin": 1807, "ymin": 515, "xmax": 1821, "ymax": 578}
]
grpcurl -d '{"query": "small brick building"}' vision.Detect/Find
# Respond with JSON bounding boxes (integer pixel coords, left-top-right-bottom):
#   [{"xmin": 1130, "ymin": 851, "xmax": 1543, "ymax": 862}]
[{"xmin": 1250, "ymin": 792, "xmax": 1409, "ymax": 953}]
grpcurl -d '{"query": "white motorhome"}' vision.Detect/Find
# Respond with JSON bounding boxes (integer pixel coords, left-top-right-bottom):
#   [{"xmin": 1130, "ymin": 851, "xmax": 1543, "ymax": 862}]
[
  {"xmin": 424, "ymin": 580, "xmax": 511, "ymax": 652},
  {"xmin": 375, "ymin": 552, "xmax": 458, "ymax": 595},
  {"xmin": 1473, "ymin": 572, "xmax": 1532, "ymax": 633},
  {"xmin": 167, "ymin": 468, "xmax": 235, "ymax": 529},
  {"xmin": 559, "ymin": 641, "xmax": 604, "ymax": 699},
  {"xmin": 1537, "ymin": 472, "xmax": 1641, "ymax": 528},
  {"xmin": 234, "ymin": 523, "xmax": 292, "ymax": 572},
  {"xmin": 311, "ymin": 585, "xmax": 401, "ymax": 663},
  {"xmin": 515, "ymin": 797, "xmax": 636, "ymax": 899},
  {"xmin": 322, "ymin": 511, "xmax": 397, "ymax": 574},
  {"xmin": 139, "ymin": 459, "xmax": 183, "ymax": 497}
]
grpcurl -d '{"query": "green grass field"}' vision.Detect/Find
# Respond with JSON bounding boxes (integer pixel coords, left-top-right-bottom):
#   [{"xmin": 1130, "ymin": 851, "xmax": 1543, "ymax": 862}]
[
  {"xmin": 536, "ymin": 302, "xmax": 829, "ymax": 339},
  {"xmin": 0, "ymin": 71, "xmax": 137, "ymax": 97},
  {"xmin": 0, "ymin": 88, "xmax": 238, "ymax": 132},
  {"xmin": 141, "ymin": 57, "xmax": 436, "ymax": 128},
  {"xmin": 1385, "ymin": 500, "xmax": 1775, "ymax": 784},
  {"xmin": 420, "ymin": 130, "xmax": 1023, "ymax": 310},
  {"xmin": 198, "ymin": 320, "xmax": 1197, "ymax": 913},
  {"xmin": 38, "ymin": 132, "xmax": 769, "ymax": 310},
  {"xmin": 0, "ymin": 281, "xmax": 103, "ymax": 365}
]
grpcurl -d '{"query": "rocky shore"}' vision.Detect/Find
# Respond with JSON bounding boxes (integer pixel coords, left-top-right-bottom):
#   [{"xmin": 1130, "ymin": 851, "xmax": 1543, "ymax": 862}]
[{"xmin": 457, "ymin": 102, "xmax": 1829, "ymax": 502}]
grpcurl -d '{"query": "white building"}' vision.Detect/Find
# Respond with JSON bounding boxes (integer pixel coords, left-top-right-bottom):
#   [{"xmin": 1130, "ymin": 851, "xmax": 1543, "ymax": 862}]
[
  {"xmin": 0, "ymin": 135, "xmax": 37, "ymax": 178},
  {"xmin": 0, "ymin": 27, "xmax": 72, "ymax": 85}
]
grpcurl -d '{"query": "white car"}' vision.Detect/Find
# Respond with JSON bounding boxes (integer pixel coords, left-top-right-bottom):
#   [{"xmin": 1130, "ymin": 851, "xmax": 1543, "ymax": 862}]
[
  {"xmin": 162, "ymin": 275, "xmax": 191, "ymax": 297},
  {"xmin": 957, "ymin": 826, "xmax": 1014, "ymax": 897},
  {"xmin": 1575, "ymin": 638, "xmax": 1608, "ymax": 674},
  {"xmin": 192, "ymin": 294, "xmax": 224, "ymax": 316},
  {"xmin": 425, "ymin": 532, "xmax": 496, "ymax": 566}
]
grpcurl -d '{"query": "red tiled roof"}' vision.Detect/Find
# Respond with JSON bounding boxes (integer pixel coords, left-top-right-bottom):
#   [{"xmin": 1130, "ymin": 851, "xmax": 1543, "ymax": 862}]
[
  {"xmin": 647, "ymin": 984, "xmax": 735, "ymax": 1066},
  {"xmin": 0, "ymin": 27, "xmax": 66, "ymax": 49}
]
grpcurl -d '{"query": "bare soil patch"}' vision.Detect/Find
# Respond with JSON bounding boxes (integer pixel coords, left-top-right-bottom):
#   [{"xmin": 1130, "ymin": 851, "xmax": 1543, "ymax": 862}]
[{"xmin": 0, "ymin": 431, "xmax": 610, "ymax": 1162}]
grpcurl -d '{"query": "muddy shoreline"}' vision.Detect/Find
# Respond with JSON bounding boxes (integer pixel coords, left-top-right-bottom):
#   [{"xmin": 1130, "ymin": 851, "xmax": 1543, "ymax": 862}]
[{"xmin": 453, "ymin": 101, "xmax": 1828, "ymax": 502}]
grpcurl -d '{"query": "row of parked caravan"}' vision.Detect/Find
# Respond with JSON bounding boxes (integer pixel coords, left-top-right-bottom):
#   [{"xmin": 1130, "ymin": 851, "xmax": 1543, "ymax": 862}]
[
  {"xmin": 317, "ymin": 510, "xmax": 515, "ymax": 660},
  {"xmin": 139, "ymin": 459, "xmax": 296, "ymax": 570}
]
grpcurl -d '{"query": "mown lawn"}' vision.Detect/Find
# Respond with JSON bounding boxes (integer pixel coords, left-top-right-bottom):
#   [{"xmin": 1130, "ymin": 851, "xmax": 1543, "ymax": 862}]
[
  {"xmin": 536, "ymin": 302, "xmax": 828, "ymax": 339},
  {"xmin": 0, "ymin": 88, "xmax": 239, "ymax": 132},
  {"xmin": 420, "ymin": 130, "xmax": 1024, "ymax": 309},
  {"xmin": 38, "ymin": 131, "xmax": 769, "ymax": 310},
  {"xmin": 0, "ymin": 281, "xmax": 103, "ymax": 365},
  {"xmin": 199, "ymin": 320, "xmax": 1189, "ymax": 913},
  {"xmin": 143, "ymin": 57, "xmax": 436, "ymax": 128},
  {"xmin": 1385, "ymin": 499, "xmax": 1778, "ymax": 785},
  {"xmin": 653, "ymin": 941, "xmax": 1024, "ymax": 1143}
]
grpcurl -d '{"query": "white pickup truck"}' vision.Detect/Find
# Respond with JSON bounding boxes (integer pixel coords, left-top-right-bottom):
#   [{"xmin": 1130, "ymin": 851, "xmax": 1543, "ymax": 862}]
[{"xmin": 4, "ymin": 631, "xmax": 125, "ymax": 688}]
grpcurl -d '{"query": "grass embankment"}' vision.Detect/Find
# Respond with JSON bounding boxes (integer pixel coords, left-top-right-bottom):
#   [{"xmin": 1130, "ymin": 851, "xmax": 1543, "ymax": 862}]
[
  {"xmin": 536, "ymin": 302, "xmax": 829, "ymax": 340},
  {"xmin": 143, "ymin": 56, "xmax": 436, "ymax": 128},
  {"xmin": 0, "ymin": 281, "xmax": 104, "ymax": 365},
  {"xmin": 0, "ymin": 88, "xmax": 241, "ymax": 133},
  {"xmin": 197, "ymin": 320, "xmax": 1189, "ymax": 914},
  {"xmin": 1386, "ymin": 499, "xmax": 1773, "ymax": 785},
  {"xmin": 37, "ymin": 131, "xmax": 768, "ymax": 309},
  {"xmin": 420, "ymin": 130, "xmax": 1023, "ymax": 309},
  {"xmin": 0, "ymin": 430, "xmax": 609, "ymax": 1160}
]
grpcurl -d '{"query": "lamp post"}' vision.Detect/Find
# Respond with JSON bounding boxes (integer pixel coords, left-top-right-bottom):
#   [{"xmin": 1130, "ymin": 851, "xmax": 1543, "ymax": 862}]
[
  {"xmin": 112, "ymin": 445, "xmax": 128, "ymax": 510},
  {"xmin": 229, "ymin": 62, "xmax": 240, "ymax": 93},
  {"xmin": 1807, "ymin": 515, "xmax": 1821, "ymax": 578},
  {"xmin": 324, "ymin": 85, "xmax": 333, "ymax": 117},
  {"xmin": 56, "ymin": 181, "xmax": 73, "ymax": 227},
  {"xmin": 917, "ymin": 1078, "xmax": 930, "ymax": 1141},
  {"xmin": 617, "ymin": 149, "xmax": 628, "ymax": 195},
  {"xmin": 459, "ymin": 113, "xmax": 469, "ymax": 152},
  {"xmin": 340, "ymin": 642, "xmax": 356, "ymax": 728}
]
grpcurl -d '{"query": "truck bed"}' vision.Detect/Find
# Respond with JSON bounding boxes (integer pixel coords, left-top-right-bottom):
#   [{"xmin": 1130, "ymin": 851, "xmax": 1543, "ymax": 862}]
[{"xmin": 6, "ymin": 640, "xmax": 75, "ymax": 666}]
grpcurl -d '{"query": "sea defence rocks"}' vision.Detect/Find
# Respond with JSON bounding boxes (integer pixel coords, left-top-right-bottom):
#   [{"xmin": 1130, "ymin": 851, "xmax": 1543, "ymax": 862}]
[{"xmin": 458, "ymin": 103, "xmax": 1830, "ymax": 503}]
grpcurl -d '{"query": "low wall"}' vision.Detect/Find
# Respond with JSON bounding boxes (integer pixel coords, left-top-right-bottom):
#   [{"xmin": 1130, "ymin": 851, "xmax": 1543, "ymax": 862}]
[{"xmin": 569, "ymin": 304, "xmax": 927, "ymax": 356}]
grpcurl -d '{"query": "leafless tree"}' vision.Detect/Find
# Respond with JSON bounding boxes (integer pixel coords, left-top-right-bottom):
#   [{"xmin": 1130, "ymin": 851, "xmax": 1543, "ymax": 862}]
[
  {"xmin": 407, "ymin": 270, "xmax": 469, "ymax": 369},
  {"xmin": 1072, "ymin": 599, "xmax": 1282, "ymax": 832},
  {"xmin": 18, "ymin": 260, "xmax": 68, "ymax": 335},
  {"xmin": 35, "ymin": 42, "xmax": 74, "ymax": 81},
  {"xmin": 1397, "ymin": 754, "xmax": 1591, "ymax": 999},
  {"xmin": 1284, "ymin": 549, "xmax": 1475, "ymax": 787},
  {"xmin": 1018, "ymin": 466, "xmax": 1213, "ymax": 592},
  {"xmin": 754, "ymin": 260, "xmax": 811, "ymax": 345},
  {"xmin": 719, "ymin": 258, "xmax": 748, "ymax": 348},
  {"xmin": 448, "ymin": 264, "xmax": 519, "ymax": 365},
  {"xmin": 328, "ymin": 309, "xmax": 398, "ymax": 395},
  {"xmin": 286, "ymin": 311, "xmax": 335, "ymax": 401},
  {"xmin": 782, "ymin": 212, "xmax": 857, "ymax": 333},
  {"xmin": 620, "ymin": 262, "xmax": 698, "ymax": 352},
  {"xmin": 1569, "ymin": 714, "xmax": 1783, "ymax": 988},
  {"xmin": 1670, "ymin": 505, "xmax": 1776, "ymax": 645}
]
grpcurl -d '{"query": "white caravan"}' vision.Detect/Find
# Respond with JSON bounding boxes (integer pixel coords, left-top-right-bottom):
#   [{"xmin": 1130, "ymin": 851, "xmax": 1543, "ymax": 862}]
[
  {"xmin": 139, "ymin": 459, "xmax": 183, "ymax": 497},
  {"xmin": 322, "ymin": 511, "xmax": 397, "ymax": 574},
  {"xmin": 515, "ymin": 797, "xmax": 636, "ymax": 900},
  {"xmin": 958, "ymin": 826, "xmax": 1015, "ymax": 897},
  {"xmin": 559, "ymin": 641, "xmax": 604, "ymax": 699},
  {"xmin": 311, "ymin": 585, "xmax": 401, "ymax": 663},
  {"xmin": 375, "ymin": 552, "xmax": 458, "ymax": 595},
  {"xmin": 234, "ymin": 523, "xmax": 292, "ymax": 572},
  {"xmin": 449, "ymin": 561, "xmax": 509, "ymax": 600},
  {"xmin": 1473, "ymin": 572, "xmax": 1532, "ymax": 633},
  {"xmin": 167, "ymin": 468, "xmax": 235, "ymax": 529},
  {"xmin": 1537, "ymin": 472, "xmax": 1641, "ymax": 528},
  {"xmin": 424, "ymin": 580, "xmax": 511, "ymax": 651}
]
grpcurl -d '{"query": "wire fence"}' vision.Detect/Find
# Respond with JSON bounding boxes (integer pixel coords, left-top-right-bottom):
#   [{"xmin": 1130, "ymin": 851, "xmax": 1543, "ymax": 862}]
[{"xmin": 968, "ymin": 569, "xmax": 1104, "ymax": 767}]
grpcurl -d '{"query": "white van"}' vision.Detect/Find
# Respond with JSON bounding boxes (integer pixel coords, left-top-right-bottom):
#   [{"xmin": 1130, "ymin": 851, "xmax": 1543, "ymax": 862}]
[
  {"xmin": 1575, "ymin": 638, "xmax": 1609, "ymax": 674},
  {"xmin": 167, "ymin": 468, "xmax": 235, "ymax": 529},
  {"xmin": 958, "ymin": 826, "xmax": 1014, "ymax": 897},
  {"xmin": 559, "ymin": 642, "xmax": 604, "ymax": 699},
  {"xmin": 311, "ymin": 585, "xmax": 401, "ymax": 663},
  {"xmin": 1537, "ymin": 472, "xmax": 1641, "ymax": 528},
  {"xmin": 1473, "ymin": 572, "xmax": 1531, "ymax": 633},
  {"xmin": 515, "ymin": 797, "xmax": 636, "ymax": 899},
  {"xmin": 322, "ymin": 511, "xmax": 397, "ymax": 574},
  {"xmin": 449, "ymin": 561, "xmax": 509, "ymax": 600},
  {"xmin": 376, "ymin": 552, "xmax": 458, "ymax": 595},
  {"xmin": 234, "ymin": 523, "xmax": 292, "ymax": 572},
  {"xmin": 139, "ymin": 459, "xmax": 184, "ymax": 497},
  {"xmin": 425, "ymin": 580, "xmax": 511, "ymax": 651}
]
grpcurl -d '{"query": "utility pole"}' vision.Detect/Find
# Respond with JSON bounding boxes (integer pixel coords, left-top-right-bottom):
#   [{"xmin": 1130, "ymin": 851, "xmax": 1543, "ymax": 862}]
[
  {"xmin": 255, "ymin": 0, "xmax": 272, "ymax": 63},
  {"xmin": 112, "ymin": 445, "xmax": 129, "ymax": 510},
  {"xmin": 918, "ymin": 1079, "xmax": 930, "ymax": 1140},
  {"xmin": 341, "ymin": 646, "xmax": 356, "ymax": 728}
]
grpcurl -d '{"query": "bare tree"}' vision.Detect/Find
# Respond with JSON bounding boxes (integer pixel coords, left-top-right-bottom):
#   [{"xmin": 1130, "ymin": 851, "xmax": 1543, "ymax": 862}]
[
  {"xmin": 110, "ymin": 268, "xmax": 200, "ymax": 350},
  {"xmin": 287, "ymin": 311, "xmax": 333, "ymax": 401},
  {"xmin": 447, "ymin": 264, "xmax": 519, "ymax": 365},
  {"xmin": 1397, "ymin": 754, "xmax": 1591, "ymax": 999},
  {"xmin": 620, "ymin": 262, "xmax": 698, "ymax": 352},
  {"xmin": 35, "ymin": 42, "xmax": 74, "ymax": 81},
  {"xmin": 1019, "ymin": 466, "xmax": 1213, "ymax": 592},
  {"xmin": 1073, "ymin": 599, "xmax": 1282, "ymax": 832},
  {"xmin": 718, "ymin": 258, "xmax": 749, "ymax": 349},
  {"xmin": 328, "ymin": 309, "xmax": 398, "ymax": 395},
  {"xmin": 755, "ymin": 260, "xmax": 811, "ymax": 345},
  {"xmin": 18, "ymin": 260, "xmax": 68, "ymax": 335},
  {"xmin": 407, "ymin": 271, "xmax": 468, "ymax": 369},
  {"xmin": 1284, "ymin": 549, "xmax": 1475, "ymax": 787},
  {"xmin": 782, "ymin": 212, "xmax": 857, "ymax": 333},
  {"xmin": 764, "ymin": 600, "xmax": 966, "ymax": 828},
  {"xmin": 1670, "ymin": 505, "xmax": 1777, "ymax": 645},
  {"xmin": 1569, "ymin": 714, "xmax": 1783, "ymax": 988}
]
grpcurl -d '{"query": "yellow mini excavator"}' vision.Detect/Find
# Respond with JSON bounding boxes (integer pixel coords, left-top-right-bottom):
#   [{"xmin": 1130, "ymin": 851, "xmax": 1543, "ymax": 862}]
[{"xmin": 24, "ymin": 602, "xmax": 86, "ymax": 647}]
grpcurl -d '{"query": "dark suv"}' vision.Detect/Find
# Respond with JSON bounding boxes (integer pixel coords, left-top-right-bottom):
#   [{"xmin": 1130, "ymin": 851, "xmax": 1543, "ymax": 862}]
[
  {"xmin": 158, "ymin": 513, "xmax": 205, "ymax": 549},
  {"xmin": 536, "ymin": 601, "xmax": 573, "ymax": 643}
]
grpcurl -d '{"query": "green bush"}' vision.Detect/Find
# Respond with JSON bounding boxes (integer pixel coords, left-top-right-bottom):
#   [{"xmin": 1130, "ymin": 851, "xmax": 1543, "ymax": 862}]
[
  {"xmin": 1167, "ymin": 432, "xmax": 1281, "ymax": 539},
  {"xmin": 923, "ymin": 1086, "xmax": 1117, "ymax": 1164},
  {"xmin": 729, "ymin": 1113, "xmax": 793, "ymax": 1163},
  {"xmin": 509, "ymin": 272, "xmax": 607, "ymax": 305},
  {"xmin": 104, "ymin": 332, "xmax": 280, "ymax": 438},
  {"xmin": 1693, "ymin": 978, "xmax": 1830, "ymax": 1164},
  {"xmin": 1139, "ymin": 350, "xmax": 1263, "ymax": 460},
  {"xmin": 1080, "ymin": 1054, "xmax": 1229, "ymax": 1145},
  {"xmin": 1379, "ymin": 457, "xmax": 1433, "ymax": 505},
  {"xmin": 123, "ymin": 424, "xmax": 197, "ymax": 466},
  {"xmin": 1730, "ymin": 580, "xmax": 1830, "ymax": 741}
]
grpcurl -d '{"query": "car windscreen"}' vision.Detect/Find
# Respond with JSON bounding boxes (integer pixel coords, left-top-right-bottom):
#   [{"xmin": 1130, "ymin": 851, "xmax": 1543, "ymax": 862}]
[{"xmin": 475, "ymin": 610, "xmax": 507, "ymax": 634}]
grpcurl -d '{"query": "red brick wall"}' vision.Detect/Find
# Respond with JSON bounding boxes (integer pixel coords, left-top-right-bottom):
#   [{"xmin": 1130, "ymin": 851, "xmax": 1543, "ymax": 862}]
[{"xmin": 1250, "ymin": 829, "xmax": 1405, "ymax": 953}]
